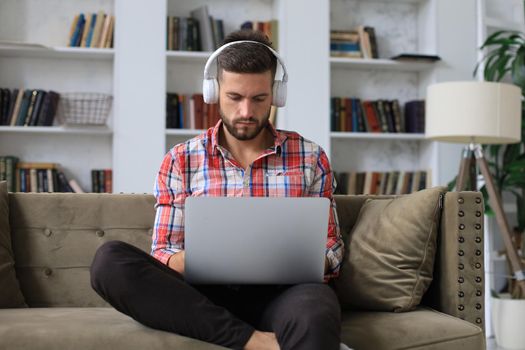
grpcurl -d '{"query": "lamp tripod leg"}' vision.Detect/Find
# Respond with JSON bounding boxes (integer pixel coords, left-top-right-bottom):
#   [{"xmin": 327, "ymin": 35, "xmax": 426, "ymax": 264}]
[
  {"xmin": 474, "ymin": 145, "xmax": 525, "ymax": 297},
  {"xmin": 457, "ymin": 146, "xmax": 473, "ymax": 191}
]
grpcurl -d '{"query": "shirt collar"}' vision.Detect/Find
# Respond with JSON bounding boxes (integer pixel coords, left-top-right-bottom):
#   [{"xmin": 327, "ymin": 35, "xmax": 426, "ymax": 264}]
[{"xmin": 211, "ymin": 119, "xmax": 287, "ymax": 156}]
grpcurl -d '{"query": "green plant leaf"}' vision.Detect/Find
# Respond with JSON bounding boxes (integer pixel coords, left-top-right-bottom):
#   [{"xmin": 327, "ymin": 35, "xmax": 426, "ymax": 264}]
[{"xmin": 512, "ymin": 46, "xmax": 525, "ymax": 89}]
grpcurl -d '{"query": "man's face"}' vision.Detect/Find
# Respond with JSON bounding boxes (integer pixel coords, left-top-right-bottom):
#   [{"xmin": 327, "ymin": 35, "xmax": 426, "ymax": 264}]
[{"xmin": 218, "ymin": 70, "xmax": 273, "ymax": 141}]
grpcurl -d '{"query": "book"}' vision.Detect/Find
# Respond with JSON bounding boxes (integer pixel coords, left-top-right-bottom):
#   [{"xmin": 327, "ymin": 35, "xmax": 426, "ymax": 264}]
[
  {"xmin": 80, "ymin": 14, "xmax": 93, "ymax": 47},
  {"xmin": 68, "ymin": 14, "xmax": 80, "ymax": 47},
  {"xmin": 9, "ymin": 89, "xmax": 24, "ymax": 126},
  {"xmin": 37, "ymin": 91, "xmax": 60, "ymax": 126},
  {"xmin": 405, "ymin": 100, "xmax": 425, "ymax": 133},
  {"xmin": 98, "ymin": 14, "xmax": 112, "ymax": 48},
  {"xmin": 190, "ymin": 5, "xmax": 214, "ymax": 51},
  {"xmin": 5, "ymin": 89, "xmax": 18, "ymax": 125},
  {"xmin": 15, "ymin": 90, "xmax": 32, "ymax": 126},
  {"xmin": 24, "ymin": 90, "xmax": 39, "ymax": 126},
  {"xmin": 364, "ymin": 26, "xmax": 379, "ymax": 58},
  {"xmin": 390, "ymin": 54, "xmax": 441, "ymax": 62},
  {"xmin": 356, "ymin": 25, "xmax": 372, "ymax": 59},
  {"xmin": 85, "ymin": 13, "xmax": 97, "ymax": 47},
  {"xmin": 90, "ymin": 11, "xmax": 106, "ymax": 48},
  {"xmin": 69, "ymin": 179, "xmax": 85, "ymax": 193},
  {"xmin": 104, "ymin": 15, "xmax": 115, "ymax": 48},
  {"xmin": 29, "ymin": 90, "xmax": 47, "ymax": 126},
  {"xmin": 167, "ymin": 16, "xmax": 174, "ymax": 50}
]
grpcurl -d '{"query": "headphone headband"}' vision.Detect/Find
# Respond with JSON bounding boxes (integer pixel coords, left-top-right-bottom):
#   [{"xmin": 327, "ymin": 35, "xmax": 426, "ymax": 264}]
[{"xmin": 203, "ymin": 40, "xmax": 288, "ymax": 82}]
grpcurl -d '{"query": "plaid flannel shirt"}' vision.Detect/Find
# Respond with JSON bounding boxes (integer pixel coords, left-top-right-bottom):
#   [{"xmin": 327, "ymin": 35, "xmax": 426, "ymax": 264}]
[{"xmin": 152, "ymin": 120, "xmax": 344, "ymax": 279}]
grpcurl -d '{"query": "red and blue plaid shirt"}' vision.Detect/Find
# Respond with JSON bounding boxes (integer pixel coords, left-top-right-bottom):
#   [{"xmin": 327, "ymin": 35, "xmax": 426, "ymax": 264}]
[{"xmin": 152, "ymin": 120, "xmax": 344, "ymax": 279}]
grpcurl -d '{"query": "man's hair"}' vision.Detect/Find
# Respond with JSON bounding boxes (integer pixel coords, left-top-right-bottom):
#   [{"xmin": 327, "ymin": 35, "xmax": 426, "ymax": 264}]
[{"xmin": 217, "ymin": 30, "xmax": 277, "ymax": 81}]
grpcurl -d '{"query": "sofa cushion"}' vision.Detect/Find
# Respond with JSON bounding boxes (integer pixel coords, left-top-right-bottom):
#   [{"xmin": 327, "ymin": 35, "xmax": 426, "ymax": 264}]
[
  {"xmin": 0, "ymin": 181, "xmax": 26, "ymax": 308},
  {"xmin": 334, "ymin": 187, "xmax": 446, "ymax": 312},
  {"xmin": 0, "ymin": 307, "xmax": 227, "ymax": 350},
  {"xmin": 340, "ymin": 307, "xmax": 485, "ymax": 350}
]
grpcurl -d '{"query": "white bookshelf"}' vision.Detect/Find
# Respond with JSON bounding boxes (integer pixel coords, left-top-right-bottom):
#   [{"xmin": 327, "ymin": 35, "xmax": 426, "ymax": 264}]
[
  {"xmin": 0, "ymin": 0, "xmax": 479, "ymax": 194},
  {"xmin": 331, "ymin": 132, "xmax": 426, "ymax": 141},
  {"xmin": 476, "ymin": 0, "xmax": 525, "ymax": 338},
  {"xmin": 0, "ymin": 126, "xmax": 112, "ymax": 135}
]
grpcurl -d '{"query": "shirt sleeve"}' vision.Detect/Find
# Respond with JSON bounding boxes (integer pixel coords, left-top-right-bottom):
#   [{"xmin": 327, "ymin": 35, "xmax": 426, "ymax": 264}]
[
  {"xmin": 308, "ymin": 147, "xmax": 344, "ymax": 280},
  {"xmin": 151, "ymin": 150, "xmax": 186, "ymax": 265}
]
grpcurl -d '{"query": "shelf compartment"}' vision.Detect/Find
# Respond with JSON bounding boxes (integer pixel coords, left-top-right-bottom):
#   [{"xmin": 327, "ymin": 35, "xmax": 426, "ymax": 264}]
[
  {"xmin": 166, "ymin": 128, "xmax": 205, "ymax": 137},
  {"xmin": 166, "ymin": 51, "xmax": 211, "ymax": 63}
]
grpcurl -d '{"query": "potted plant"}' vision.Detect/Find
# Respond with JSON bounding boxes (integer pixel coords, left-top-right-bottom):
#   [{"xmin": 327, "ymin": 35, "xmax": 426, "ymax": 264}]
[{"xmin": 475, "ymin": 28, "xmax": 525, "ymax": 349}]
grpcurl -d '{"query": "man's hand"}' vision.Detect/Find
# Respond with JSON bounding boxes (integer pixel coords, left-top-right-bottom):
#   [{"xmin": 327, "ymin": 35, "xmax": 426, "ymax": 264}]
[{"xmin": 168, "ymin": 251, "xmax": 185, "ymax": 275}]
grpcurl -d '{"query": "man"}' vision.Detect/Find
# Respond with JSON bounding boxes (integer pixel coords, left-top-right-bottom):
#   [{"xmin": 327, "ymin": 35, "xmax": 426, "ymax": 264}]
[{"xmin": 91, "ymin": 30, "xmax": 344, "ymax": 350}]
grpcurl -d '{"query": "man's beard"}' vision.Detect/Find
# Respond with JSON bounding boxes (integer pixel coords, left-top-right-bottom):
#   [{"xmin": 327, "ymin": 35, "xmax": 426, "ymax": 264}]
[{"xmin": 220, "ymin": 108, "xmax": 271, "ymax": 141}]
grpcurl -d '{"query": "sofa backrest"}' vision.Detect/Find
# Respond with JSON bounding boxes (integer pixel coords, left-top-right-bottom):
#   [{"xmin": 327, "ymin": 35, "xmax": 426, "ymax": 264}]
[{"xmin": 9, "ymin": 193, "xmax": 156, "ymax": 307}]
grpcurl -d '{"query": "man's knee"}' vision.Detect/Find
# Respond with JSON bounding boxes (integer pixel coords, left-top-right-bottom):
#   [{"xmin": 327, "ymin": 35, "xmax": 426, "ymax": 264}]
[
  {"xmin": 90, "ymin": 240, "xmax": 135, "ymax": 292},
  {"xmin": 291, "ymin": 284, "xmax": 340, "ymax": 324}
]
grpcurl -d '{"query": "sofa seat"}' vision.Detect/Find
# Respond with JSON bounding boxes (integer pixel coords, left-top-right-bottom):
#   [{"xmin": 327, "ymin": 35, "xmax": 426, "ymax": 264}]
[
  {"xmin": 340, "ymin": 307, "xmax": 485, "ymax": 350},
  {"xmin": 0, "ymin": 307, "xmax": 227, "ymax": 350}
]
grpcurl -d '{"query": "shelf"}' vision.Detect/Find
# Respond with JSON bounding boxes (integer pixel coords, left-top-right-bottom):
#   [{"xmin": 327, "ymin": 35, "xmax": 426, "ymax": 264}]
[
  {"xmin": 331, "ymin": 132, "xmax": 426, "ymax": 140},
  {"xmin": 0, "ymin": 126, "xmax": 112, "ymax": 136},
  {"xmin": 166, "ymin": 128, "xmax": 205, "ymax": 137},
  {"xmin": 330, "ymin": 57, "xmax": 437, "ymax": 72},
  {"xmin": 0, "ymin": 44, "xmax": 114, "ymax": 60},
  {"xmin": 485, "ymin": 16, "xmax": 524, "ymax": 31},
  {"xmin": 166, "ymin": 51, "xmax": 211, "ymax": 63}
]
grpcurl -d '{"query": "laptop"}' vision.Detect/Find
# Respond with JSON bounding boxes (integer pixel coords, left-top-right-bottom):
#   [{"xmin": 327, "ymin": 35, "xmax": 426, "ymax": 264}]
[{"xmin": 184, "ymin": 197, "xmax": 330, "ymax": 284}]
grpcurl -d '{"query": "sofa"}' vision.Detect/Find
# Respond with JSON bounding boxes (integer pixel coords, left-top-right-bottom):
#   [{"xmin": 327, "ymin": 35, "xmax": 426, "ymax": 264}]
[{"xmin": 0, "ymin": 184, "xmax": 486, "ymax": 350}]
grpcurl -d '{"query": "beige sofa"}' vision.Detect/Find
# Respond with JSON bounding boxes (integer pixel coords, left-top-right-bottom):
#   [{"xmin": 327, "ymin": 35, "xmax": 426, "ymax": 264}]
[{"xmin": 0, "ymin": 190, "xmax": 486, "ymax": 350}]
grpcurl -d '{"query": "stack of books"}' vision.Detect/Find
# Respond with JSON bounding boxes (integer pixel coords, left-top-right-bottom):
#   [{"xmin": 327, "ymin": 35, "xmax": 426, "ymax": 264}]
[
  {"xmin": 334, "ymin": 170, "xmax": 430, "ymax": 195},
  {"xmin": 0, "ymin": 156, "xmax": 18, "ymax": 192},
  {"xmin": 10, "ymin": 161, "xmax": 83, "ymax": 193},
  {"xmin": 331, "ymin": 98, "xmax": 409, "ymax": 133},
  {"xmin": 330, "ymin": 26, "xmax": 378, "ymax": 59},
  {"xmin": 91, "ymin": 169, "xmax": 112, "ymax": 193},
  {"xmin": 68, "ymin": 11, "xmax": 115, "ymax": 48},
  {"xmin": 0, "ymin": 88, "xmax": 59, "ymax": 127},
  {"xmin": 166, "ymin": 93, "xmax": 220, "ymax": 130}
]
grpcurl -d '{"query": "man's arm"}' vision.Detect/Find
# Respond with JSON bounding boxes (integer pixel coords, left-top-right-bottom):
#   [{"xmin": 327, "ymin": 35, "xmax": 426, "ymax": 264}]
[
  {"xmin": 308, "ymin": 147, "xmax": 344, "ymax": 280},
  {"xmin": 152, "ymin": 150, "xmax": 187, "ymax": 274}
]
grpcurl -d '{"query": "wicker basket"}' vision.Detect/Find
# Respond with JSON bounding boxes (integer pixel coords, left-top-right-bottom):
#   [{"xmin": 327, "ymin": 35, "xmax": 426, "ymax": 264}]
[{"xmin": 57, "ymin": 93, "xmax": 112, "ymax": 125}]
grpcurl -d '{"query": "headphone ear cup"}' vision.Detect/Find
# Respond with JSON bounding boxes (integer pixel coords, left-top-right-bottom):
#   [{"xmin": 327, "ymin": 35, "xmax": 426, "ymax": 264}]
[
  {"xmin": 272, "ymin": 80, "xmax": 287, "ymax": 107},
  {"xmin": 203, "ymin": 78, "xmax": 219, "ymax": 104}
]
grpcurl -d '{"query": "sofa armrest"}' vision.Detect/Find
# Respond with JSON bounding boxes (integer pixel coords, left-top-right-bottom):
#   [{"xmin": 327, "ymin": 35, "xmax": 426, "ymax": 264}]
[{"xmin": 423, "ymin": 191, "xmax": 485, "ymax": 331}]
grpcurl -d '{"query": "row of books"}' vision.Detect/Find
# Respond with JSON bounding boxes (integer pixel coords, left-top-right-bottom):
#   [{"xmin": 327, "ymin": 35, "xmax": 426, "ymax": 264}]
[
  {"xmin": 240, "ymin": 20, "xmax": 279, "ymax": 49},
  {"xmin": 91, "ymin": 169, "xmax": 112, "ymax": 193},
  {"xmin": 334, "ymin": 170, "xmax": 429, "ymax": 196},
  {"xmin": 166, "ymin": 93, "xmax": 221, "ymax": 130},
  {"xmin": 0, "ymin": 159, "xmax": 80, "ymax": 193},
  {"xmin": 331, "ymin": 26, "xmax": 378, "ymax": 59},
  {"xmin": 68, "ymin": 11, "xmax": 115, "ymax": 48},
  {"xmin": 167, "ymin": 5, "xmax": 225, "ymax": 52},
  {"xmin": 0, "ymin": 88, "xmax": 59, "ymax": 127},
  {"xmin": 331, "ymin": 98, "xmax": 425, "ymax": 133}
]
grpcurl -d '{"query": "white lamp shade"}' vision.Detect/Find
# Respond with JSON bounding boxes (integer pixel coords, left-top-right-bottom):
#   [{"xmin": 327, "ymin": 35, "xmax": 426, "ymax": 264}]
[{"xmin": 426, "ymin": 81, "xmax": 522, "ymax": 144}]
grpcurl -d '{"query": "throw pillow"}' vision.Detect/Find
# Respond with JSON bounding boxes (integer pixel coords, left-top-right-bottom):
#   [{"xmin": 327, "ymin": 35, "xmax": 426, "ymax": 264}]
[
  {"xmin": 0, "ymin": 181, "xmax": 26, "ymax": 307},
  {"xmin": 334, "ymin": 186, "xmax": 446, "ymax": 312}
]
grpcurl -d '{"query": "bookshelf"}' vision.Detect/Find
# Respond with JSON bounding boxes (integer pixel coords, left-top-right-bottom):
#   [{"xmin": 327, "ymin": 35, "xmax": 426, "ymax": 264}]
[
  {"xmin": 476, "ymin": 0, "xmax": 525, "ymax": 339},
  {"xmin": 0, "ymin": 0, "xmax": 115, "ymax": 192},
  {"xmin": 1, "ymin": 0, "xmax": 480, "ymax": 194},
  {"xmin": 328, "ymin": 0, "xmax": 477, "ymax": 188}
]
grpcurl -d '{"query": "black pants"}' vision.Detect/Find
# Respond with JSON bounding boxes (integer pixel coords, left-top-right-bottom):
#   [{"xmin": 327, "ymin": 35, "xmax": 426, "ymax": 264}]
[{"xmin": 90, "ymin": 241, "xmax": 341, "ymax": 350}]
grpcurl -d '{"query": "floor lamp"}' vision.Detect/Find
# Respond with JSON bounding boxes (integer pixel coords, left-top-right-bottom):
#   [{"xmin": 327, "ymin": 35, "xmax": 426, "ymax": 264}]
[{"xmin": 426, "ymin": 81, "xmax": 525, "ymax": 297}]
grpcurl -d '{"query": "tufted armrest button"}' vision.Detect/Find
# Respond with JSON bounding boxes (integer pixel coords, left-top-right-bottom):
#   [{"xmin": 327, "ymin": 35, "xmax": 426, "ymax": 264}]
[
  {"xmin": 475, "ymin": 224, "xmax": 481, "ymax": 230},
  {"xmin": 476, "ymin": 303, "xmax": 482, "ymax": 310},
  {"xmin": 475, "ymin": 262, "xmax": 482, "ymax": 269},
  {"xmin": 475, "ymin": 276, "xmax": 482, "ymax": 283},
  {"xmin": 458, "ymin": 197, "xmax": 464, "ymax": 204},
  {"xmin": 96, "ymin": 230, "xmax": 105, "ymax": 237},
  {"xmin": 476, "ymin": 318, "xmax": 482, "ymax": 324},
  {"xmin": 44, "ymin": 268, "xmax": 52, "ymax": 277},
  {"xmin": 458, "ymin": 277, "xmax": 464, "ymax": 283},
  {"xmin": 458, "ymin": 236, "xmax": 465, "ymax": 243},
  {"xmin": 458, "ymin": 250, "xmax": 465, "ymax": 256},
  {"xmin": 459, "ymin": 224, "xmax": 465, "ymax": 230},
  {"xmin": 458, "ymin": 263, "xmax": 464, "ymax": 270},
  {"xmin": 475, "ymin": 197, "xmax": 482, "ymax": 204},
  {"xmin": 458, "ymin": 305, "xmax": 465, "ymax": 311},
  {"xmin": 476, "ymin": 290, "xmax": 483, "ymax": 297},
  {"xmin": 458, "ymin": 210, "xmax": 464, "ymax": 217},
  {"xmin": 476, "ymin": 211, "xmax": 482, "ymax": 217},
  {"xmin": 458, "ymin": 291, "xmax": 464, "ymax": 298},
  {"xmin": 475, "ymin": 236, "xmax": 482, "ymax": 243},
  {"xmin": 44, "ymin": 228, "xmax": 52, "ymax": 237},
  {"xmin": 476, "ymin": 250, "xmax": 482, "ymax": 256}
]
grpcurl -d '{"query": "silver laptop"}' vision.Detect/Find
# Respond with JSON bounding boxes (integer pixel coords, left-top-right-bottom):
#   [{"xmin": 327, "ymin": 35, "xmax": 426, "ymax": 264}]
[{"xmin": 184, "ymin": 197, "xmax": 330, "ymax": 284}]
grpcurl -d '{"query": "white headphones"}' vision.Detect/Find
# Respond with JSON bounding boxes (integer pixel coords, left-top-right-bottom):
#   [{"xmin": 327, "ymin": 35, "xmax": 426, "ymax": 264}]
[{"xmin": 202, "ymin": 40, "xmax": 288, "ymax": 107}]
